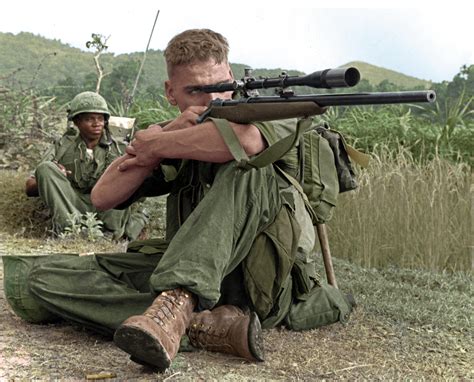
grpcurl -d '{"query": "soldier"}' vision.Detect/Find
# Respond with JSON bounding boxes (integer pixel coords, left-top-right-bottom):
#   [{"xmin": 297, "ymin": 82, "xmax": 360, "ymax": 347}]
[
  {"xmin": 24, "ymin": 91, "xmax": 148, "ymax": 240},
  {"xmin": 4, "ymin": 29, "xmax": 354, "ymax": 371}
]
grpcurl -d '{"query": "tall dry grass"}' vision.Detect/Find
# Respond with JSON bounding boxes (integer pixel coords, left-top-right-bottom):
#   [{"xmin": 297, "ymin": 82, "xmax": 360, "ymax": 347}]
[{"xmin": 328, "ymin": 146, "xmax": 472, "ymax": 272}]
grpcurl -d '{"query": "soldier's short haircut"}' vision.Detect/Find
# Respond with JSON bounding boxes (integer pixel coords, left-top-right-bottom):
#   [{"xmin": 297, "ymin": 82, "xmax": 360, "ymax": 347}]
[{"xmin": 164, "ymin": 29, "xmax": 229, "ymax": 76}]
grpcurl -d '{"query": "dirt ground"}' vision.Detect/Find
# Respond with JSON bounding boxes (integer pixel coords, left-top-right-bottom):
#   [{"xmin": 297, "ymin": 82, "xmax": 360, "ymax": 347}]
[{"xmin": 1, "ymin": 240, "xmax": 472, "ymax": 381}]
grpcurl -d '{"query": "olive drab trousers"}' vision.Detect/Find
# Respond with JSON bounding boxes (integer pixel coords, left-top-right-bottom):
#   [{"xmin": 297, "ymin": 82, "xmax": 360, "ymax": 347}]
[
  {"xmin": 4, "ymin": 162, "xmax": 352, "ymax": 337},
  {"xmin": 7, "ymin": 163, "xmax": 281, "ymax": 334},
  {"xmin": 35, "ymin": 161, "xmax": 147, "ymax": 240}
]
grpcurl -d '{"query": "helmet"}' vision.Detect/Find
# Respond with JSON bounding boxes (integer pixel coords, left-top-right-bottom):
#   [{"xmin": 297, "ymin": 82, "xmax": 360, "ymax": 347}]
[{"xmin": 68, "ymin": 91, "xmax": 110, "ymax": 120}]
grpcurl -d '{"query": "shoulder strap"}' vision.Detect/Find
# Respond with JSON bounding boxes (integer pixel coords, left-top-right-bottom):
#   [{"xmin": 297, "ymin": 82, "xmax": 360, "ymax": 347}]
[{"xmin": 209, "ymin": 117, "xmax": 313, "ymax": 171}]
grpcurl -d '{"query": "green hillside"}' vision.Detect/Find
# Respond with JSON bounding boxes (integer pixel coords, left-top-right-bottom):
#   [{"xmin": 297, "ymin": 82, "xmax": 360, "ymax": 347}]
[
  {"xmin": 341, "ymin": 61, "xmax": 432, "ymax": 89},
  {"xmin": 0, "ymin": 32, "xmax": 104, "ymax": 88},
  {"xmin": 0, "ymin": 32, "xmax": 165, "ymax": 92},
  {"xmin": 0, "ymin": 32, "xmax": 432, "ymax": 95}
]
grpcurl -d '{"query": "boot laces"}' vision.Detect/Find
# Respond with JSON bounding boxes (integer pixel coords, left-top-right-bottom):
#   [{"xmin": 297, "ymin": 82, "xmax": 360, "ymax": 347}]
[
  {"xmin": 145, "ymin": 291, "xmax": 188, "ymax": 330},
  {"xmin": 189, "ymin": 322, "xmax": 228, "ymax": 347}
]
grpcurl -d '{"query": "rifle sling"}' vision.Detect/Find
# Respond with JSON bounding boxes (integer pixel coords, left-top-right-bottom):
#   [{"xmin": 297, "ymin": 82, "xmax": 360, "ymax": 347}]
[
  {"xmin": 209, "ymin": 118, "xmax": 250, "ymax": 167},
  {"xmin": 209, "ymin": 117, "xmax": 313, "ymax": 171}
]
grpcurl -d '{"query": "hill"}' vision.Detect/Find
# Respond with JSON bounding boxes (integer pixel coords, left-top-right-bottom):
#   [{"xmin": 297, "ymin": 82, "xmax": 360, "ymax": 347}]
[
  {"xmin": 0, "ymin": 32, "xmax": 103, "ymax": 89},
  {"xmin": 1, "ymin": 32, "xmax": 433, "ymax": 95},
  {"xmin": 0, "ymin": 32, "xmax": 164, "ymax": 92},
  {"xmin": 341, "ymin": 60, "xmax": 432, "ymax": 89}
]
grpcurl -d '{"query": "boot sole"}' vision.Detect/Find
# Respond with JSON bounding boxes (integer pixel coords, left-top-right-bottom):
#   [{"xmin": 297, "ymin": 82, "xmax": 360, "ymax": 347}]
[
  {"xmin": 114, "ymin": 323, "xmax": 171, "ymax": 371},
  {"xmin": 248, "ymin": 312, "xmax": 265, "ymax": 361}
]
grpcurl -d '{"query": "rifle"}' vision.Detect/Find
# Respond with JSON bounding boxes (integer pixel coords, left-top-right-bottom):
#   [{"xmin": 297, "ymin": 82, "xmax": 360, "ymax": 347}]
[
  {"xmin": 196, "ymin": 67, "xmax": 436, "ymax": 123},
  {"xmin": 195, "ymin": 67, "xmax": 436, "ymax": 289}
]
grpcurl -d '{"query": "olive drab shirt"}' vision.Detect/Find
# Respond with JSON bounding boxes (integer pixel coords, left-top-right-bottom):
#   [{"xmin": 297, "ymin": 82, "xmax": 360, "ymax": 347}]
[
  {"xmin": 117, "ymin": 119, "xmax": 321, "ymax": 274},
  {"xmin": 38, "ymin": 127, "xmax": 124, "ymax": 193},
  {"xmin": 116, "ymin": 121, "xmax": 290, "ymax": 235}
]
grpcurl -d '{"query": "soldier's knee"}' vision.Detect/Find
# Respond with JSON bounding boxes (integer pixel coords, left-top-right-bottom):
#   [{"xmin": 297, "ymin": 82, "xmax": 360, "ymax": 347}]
[
  {"xmin": 2, "ymin": 256, "xmax": 58, "ymax": 324},
  {"xmin": 35, "ymin": 161, "xmax": 61, "ymax": 181}
]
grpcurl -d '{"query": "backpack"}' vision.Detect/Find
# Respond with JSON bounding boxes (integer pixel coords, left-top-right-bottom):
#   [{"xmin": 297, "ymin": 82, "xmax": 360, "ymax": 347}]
[{"xmin": 210, "ymin": 117, "xmax": 368, "ymax": 224}]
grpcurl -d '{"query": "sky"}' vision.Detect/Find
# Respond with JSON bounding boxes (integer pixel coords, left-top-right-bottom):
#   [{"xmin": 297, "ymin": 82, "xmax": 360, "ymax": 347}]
[{"xmin": 1, "ymin": 1, "xmax": 473, "ymax": 83}]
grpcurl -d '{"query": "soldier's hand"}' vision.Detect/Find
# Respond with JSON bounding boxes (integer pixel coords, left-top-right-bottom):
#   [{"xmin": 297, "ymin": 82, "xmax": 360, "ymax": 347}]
[
  {"xmin": 162, "ymin": 106, "xmax": 207, "ymax": 132},
  {"xmin": 119, "ymin": 128, "xmax": 163, "ymax": 171},
  {"xmin": 53, "ymin": 161, "xmax": 71, "ymax": 177},
  {"xmin": 118, "ymin": 106, "xmax": 207, "ymax": 172}
]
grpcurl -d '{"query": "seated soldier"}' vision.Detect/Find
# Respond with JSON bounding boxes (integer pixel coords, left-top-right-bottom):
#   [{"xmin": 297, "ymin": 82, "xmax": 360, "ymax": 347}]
[{"xmin": 24, "ymin": 91, "xmax": 148, "ymax": 240}]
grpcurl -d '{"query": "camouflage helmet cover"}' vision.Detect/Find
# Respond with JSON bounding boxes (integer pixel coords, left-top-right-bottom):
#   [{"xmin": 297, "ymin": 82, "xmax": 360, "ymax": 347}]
[{"xmin": 68, "ymin": 91, "xmax": 110, "ymax": 120}]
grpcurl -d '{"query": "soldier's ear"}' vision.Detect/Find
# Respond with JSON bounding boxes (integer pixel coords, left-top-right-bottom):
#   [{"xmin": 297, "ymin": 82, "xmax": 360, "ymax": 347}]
[{"xmin": 165, "ymin": 81, "xmax": 177, "ymax": 106}]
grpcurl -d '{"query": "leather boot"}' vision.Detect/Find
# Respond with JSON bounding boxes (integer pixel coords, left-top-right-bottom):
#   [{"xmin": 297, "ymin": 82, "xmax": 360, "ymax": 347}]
[
  {"xmin": 188, "ymin": 305, "xmax": 265, "ymax": 362},
  {"xmin": 114, "ymin": 288, "xmax": 196, "ymax": 370}
]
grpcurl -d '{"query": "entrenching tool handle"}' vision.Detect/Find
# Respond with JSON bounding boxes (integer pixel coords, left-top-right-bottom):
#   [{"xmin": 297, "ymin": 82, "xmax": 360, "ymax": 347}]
[{"xmin": 316, "ymin": 223, "xmax": 338, "ymax": 289}]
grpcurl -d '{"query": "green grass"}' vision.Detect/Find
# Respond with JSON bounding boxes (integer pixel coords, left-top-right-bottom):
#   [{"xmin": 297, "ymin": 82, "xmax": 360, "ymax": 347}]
[{"xmin": 332, "ymin": 258, "xmax": 472, "ymax": 332}]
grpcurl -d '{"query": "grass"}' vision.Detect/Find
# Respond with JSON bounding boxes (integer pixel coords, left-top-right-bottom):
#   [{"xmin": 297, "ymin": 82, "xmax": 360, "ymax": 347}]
[{"xmin": 328, "ymin": 146, "xmax": 472, "ymax": 272}]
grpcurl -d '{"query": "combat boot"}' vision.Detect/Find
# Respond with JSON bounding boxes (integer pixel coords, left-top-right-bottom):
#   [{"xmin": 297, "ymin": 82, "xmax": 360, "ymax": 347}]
[
  {"xmin": 188, "ymin": 305, "xmax": 265, "ymax": 362},
  {"xmin": 114, "ymin": 288, "xmax": 196, "ymax": 370}
]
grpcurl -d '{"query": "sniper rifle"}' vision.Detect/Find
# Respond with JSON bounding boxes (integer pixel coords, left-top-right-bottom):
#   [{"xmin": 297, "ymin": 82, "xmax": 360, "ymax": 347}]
[{"xmin": 195, "ymin": 67, "xmax": 436, "ymax": 123}]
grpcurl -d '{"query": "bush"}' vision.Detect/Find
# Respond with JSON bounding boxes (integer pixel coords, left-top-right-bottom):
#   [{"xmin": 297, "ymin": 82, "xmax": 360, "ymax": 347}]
[{"xmin": 321, "ymin": 104, "xmax": 473, "ymax": 165}]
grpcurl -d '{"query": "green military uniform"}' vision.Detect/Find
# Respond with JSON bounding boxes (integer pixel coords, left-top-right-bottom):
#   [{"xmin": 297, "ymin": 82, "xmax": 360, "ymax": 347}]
[
  {"xmin": 3, "ymin": 118, "xmax": 353, "ymax": 338},
  {"xmin": 34, "ymin": 127, "xmax": 147, "ymax": 240}
]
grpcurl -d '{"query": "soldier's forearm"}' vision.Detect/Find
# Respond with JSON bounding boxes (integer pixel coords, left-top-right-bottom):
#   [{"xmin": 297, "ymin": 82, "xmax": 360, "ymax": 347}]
[
  {"xmin": 91, "ymin": 155, "xmax": 154, "ymax": 211},
  {"xmin": 149, "ymin": 121, "xmax": 265, "ymax": 163}
]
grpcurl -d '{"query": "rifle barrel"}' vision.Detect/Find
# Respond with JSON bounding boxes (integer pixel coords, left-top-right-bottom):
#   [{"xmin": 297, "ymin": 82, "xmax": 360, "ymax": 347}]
[{"xmin": 210, "ymin": 90, "xmax": 436, "ymax": 107}]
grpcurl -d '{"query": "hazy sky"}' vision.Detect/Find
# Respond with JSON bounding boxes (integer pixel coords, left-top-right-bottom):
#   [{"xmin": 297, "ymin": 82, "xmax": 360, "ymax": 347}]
[{"xmin": 1, "ymin": 1, "xmax": 473, "ymax": 82}]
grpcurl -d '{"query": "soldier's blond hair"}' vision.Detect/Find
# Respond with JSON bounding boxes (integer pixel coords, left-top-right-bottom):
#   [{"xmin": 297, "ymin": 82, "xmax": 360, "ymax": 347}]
[{"xmin": 164, "ymin": 29, "xmax": 229, "ymax": 76}]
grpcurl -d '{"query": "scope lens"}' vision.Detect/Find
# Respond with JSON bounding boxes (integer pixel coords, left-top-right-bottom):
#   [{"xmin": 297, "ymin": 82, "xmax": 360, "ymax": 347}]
[{"xmin": 345, "ymin": 67, "xmax": 361, "ymax": 87}]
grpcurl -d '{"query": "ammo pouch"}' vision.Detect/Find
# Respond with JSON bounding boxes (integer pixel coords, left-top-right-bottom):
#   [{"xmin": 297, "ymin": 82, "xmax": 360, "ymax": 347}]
[
  {"xmin": 315, "ymin": 123, "xmax": 358, "ymax": 193},
  {"xmin": 285, "ymin": 281, "xmax": 353, "ymax": 330}
]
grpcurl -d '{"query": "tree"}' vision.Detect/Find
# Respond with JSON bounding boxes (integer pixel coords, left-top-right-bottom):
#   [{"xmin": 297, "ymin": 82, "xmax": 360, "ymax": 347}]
[
  {"xmin": 101, "ymin": 60, "xmax": 141, "ymax": 109},
  {"xmin": 49, "ymin": 76, "xmax": 82, "ymax": 105},
  {"xmin": 376, "ymin": 79, "xmax": 398, "ymax": 92},
  {"xmin": 447, "ymin": 64, "xmax": 474, "ymax": 100},
  {"xmin": 85, "ymin": 33, "xmax": 110, "ymax": 93}
]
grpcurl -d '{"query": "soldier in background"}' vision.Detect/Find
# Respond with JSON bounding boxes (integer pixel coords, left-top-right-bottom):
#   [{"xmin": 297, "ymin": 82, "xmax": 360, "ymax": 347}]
[{"xmin": 25, "ymin": 91, "xmax": 148, "ymax": 240}]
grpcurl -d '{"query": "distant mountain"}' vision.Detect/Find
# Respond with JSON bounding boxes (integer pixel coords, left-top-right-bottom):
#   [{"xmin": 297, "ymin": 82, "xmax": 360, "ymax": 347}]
[
  {"xmin": 0, "ymin": 32, "xmax": 432, "ymax": 94},
  {"xmin": 340, "ymin": 61, "xmax": 432, "ymax": 89}
]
